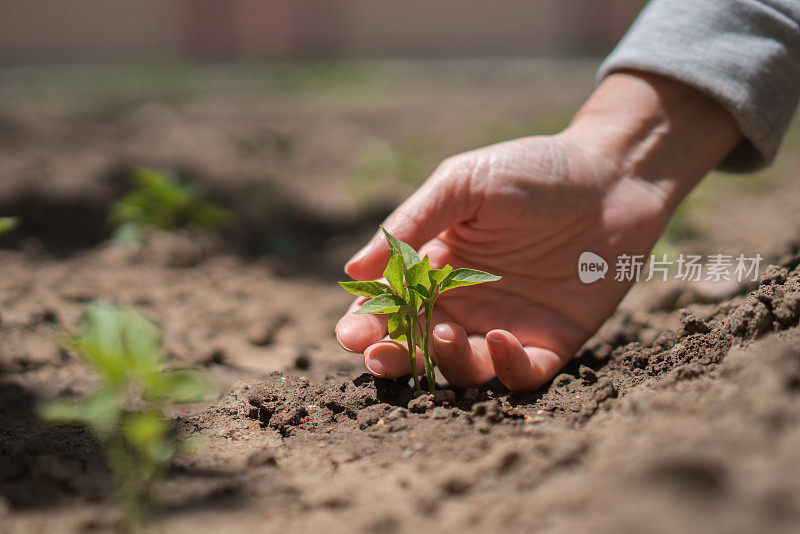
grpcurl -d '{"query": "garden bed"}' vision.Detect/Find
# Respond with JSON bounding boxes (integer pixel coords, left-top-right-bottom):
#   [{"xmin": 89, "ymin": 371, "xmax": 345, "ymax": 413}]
[{"xmin": 2, "ymin": 61, "xmax": 800, "ymax": 533}]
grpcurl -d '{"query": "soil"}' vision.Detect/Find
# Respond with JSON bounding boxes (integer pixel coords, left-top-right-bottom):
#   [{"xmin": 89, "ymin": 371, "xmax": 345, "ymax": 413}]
[{"xmin": 2, "ymin": 60, "xmax": 800, "ymax": 533}]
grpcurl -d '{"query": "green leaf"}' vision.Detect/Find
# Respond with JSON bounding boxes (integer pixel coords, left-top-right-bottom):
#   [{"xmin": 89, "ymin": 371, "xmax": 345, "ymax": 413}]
[
  {"xmin": 406, "ymin": 286, "xmax": 428, "ymax": 313},
  {"xmin": 354, "ymin": 293, "xmax": 408, "ymax": 315},
  {"xmin": 381, "ymin": 227, "xmax": 420, "ymax": 269},
  {"xmin": 439, "ymin": 268, "xmax": 502, "ymax": 293},
  {"xmin": 0, "ymin": 216, "xmax": 19, "ymax": 236},
  {"xmin": 64, "ymin": 303, "xmax": 164, "ymax": 386},
  {"xmin": 406, "ymin": 256, "xmax": 432, "ymax": 293},
  {"xmin": 339, "ymin": 280, "xmax": 393, "ymax": 298},
  {"xmin": 404, "ymin": 256, "xmax": 433, "ymax": 311},
  {"xmin": 429, "ymin": 264, "xmax": 453, "ymax": 288},
  {"xmin": 387, "ymin": 313, "xmax": 407, "ymax": 342},
  {"xmin": 67, "ymin": 304, "xmax": 128, "ymax": 383},
  {"xmin": 122, "ymin": 411, "xmax": 174, "ymax": 463},
  {"xmin": 383, "ymin": 253, "xmax": 405, "ymax": 295},
  {"xmin": 120, "ymin": 310, "xmax": 163, "ymax": 371},
  {"xmin": 38, "ymin": 388, "xmax": 123, "ymax": 439},
  {"xmin": 387, "ymin": 314, "xmax": 423, "ymax": 348},
  {"xmin": 123, "ymin": 411, "xmax": 168, "ymax": 447}
]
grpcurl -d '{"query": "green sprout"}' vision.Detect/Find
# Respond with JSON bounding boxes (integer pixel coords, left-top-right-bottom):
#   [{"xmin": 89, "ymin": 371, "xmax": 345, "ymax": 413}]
[
  {"xmin": 109, "ymin": 167, "xmax": 231, "ymax": 244},
  {"xmin": 39, "ymin": 303, "xmax": 208, "ymax": 530},
  {"xmin": 0, "ymin": 216, "xmax": 19, "ymax": 236},
  {"xmin": 340, "ymin": 228, "xmax": 501, "ymax": 392}
]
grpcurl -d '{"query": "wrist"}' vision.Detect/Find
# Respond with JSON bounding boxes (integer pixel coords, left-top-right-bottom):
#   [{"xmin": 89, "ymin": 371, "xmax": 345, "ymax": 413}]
[{"xmin": 562, "ymin": 70, "xmax": 742, "ymax": 210}]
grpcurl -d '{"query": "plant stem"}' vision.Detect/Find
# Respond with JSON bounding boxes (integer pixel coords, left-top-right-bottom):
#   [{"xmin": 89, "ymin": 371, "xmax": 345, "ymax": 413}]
[
  {"xmin": 415, "ymin": 315, "xmax": 432, "ymax": 392},
  {"xmin": 406, "ymin": 314, "xmax": 421, "ymax": 391},
  {"xmin": 422, "ymin": 303, "xmax": 435, "ymax": 392}
]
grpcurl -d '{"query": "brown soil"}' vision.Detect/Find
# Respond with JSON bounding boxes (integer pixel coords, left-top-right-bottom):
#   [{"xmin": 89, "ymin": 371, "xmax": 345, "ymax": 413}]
[{"xmin": 2, "ymin": 60, "xmax": 800, "ymax": 533}]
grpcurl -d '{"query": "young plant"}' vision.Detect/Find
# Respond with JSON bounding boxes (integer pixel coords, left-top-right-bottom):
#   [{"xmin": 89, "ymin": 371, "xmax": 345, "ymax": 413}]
[
  {"xmin": 340, "ymin": 228, "xmax": 501, "ymax": 392},
  {"xmin": 109, "ymin": 167, "xmax": 231, "ymax": 244},
  {"xmin": 0, "ymin": 216, "xmax": 19, "ymax": 236},
  {"xmin": 39, "ymin": 303, "xmax": 208, "ymax": 530}
]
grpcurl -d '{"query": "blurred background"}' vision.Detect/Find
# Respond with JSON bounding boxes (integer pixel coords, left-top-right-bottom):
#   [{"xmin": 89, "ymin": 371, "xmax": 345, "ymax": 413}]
[
  {"xmin": 1, "ymin": 0, "xmax": 796, "ymax": 273},
  {"xmin": 0, "ymin": 0, "xmax": 657, "ymax": 265},
  {"xmin": 0, "ymin": 0, "xmax": 642, "ymax": 62}
]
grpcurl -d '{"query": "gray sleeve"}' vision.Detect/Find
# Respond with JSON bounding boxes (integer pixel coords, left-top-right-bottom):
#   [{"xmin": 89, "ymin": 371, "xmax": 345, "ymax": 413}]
[{"xmin": 598, "ymin": 0, "xmax": 800, "ymax": 171}]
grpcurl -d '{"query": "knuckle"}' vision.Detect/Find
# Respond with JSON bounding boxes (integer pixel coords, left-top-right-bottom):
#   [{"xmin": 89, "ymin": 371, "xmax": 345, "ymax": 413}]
[
  {"xmin": 434, "ymin": 154, "xmax": 468, "ymax": 178},
  {"xmin": 427, "ymin": 154, "xmax": 478, "ymax": 199}
]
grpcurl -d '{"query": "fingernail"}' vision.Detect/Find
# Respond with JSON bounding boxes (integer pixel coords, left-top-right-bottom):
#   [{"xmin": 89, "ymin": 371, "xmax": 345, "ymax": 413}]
[
  {"xmin": 433, "ymin": 326, "xmax": 456, "ymax": 358},
  {"xmin": 336, "ymin": 332, "xmax": 357, "ymax": 353},
  {"xmin": 365, "ymin": 354, "xmax": 389, "ymax": 377},
  {"xmin": 433, "ymin": 323, "xmax": 454, "ymax": 340}
]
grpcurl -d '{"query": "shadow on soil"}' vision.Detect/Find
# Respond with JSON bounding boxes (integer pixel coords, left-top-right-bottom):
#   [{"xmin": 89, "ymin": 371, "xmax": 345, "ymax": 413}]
[
  {"xmin": 0, "ymin": 380, "xmax": 111, "ymax": 508},
  {"xmin": 0, "ymin": 164, "xmax": 392, "ymax": 279},
  {"xmin": 0, "ymin": 379, "xmax": 247, "ymax": 516}
]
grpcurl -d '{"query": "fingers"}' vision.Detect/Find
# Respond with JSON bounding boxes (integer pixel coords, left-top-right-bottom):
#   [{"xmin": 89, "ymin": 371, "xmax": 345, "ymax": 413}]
[
  {"xmin": 359, "ymin": 318, "xmax": 493, "ymax": 384},
  {"xmin": 358, "ymin": 324, "xmax": 568, "ymax": 393},
  {"xmin": 345, "ymin": 157, "xmax": 477, "ymax": 280},
  {"xmin": 431, "ymin": 323, "xmax": 495, "ymax": 387},
  {"xmin": 339, "ymin": 294, "xmax": 568, "ymax": 392},
  {"xmin": 335, "ymin": 298, "xmax": 389, "ymax": 354},
  {"xmin": 364, "ymin": 340, "xmax": 425, "ymax": 378},
  {"xmin": 485, "ymin": 329, "xmax": 566, "ymax": 392}
]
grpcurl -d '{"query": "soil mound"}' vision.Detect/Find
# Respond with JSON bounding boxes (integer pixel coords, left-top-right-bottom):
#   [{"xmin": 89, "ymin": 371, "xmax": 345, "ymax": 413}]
[{"xmin": 165, "ymin": 253, "xmax": 800, "ymax": 533}]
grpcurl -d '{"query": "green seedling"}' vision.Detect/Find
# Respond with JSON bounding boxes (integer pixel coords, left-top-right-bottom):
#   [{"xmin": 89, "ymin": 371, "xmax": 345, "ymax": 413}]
[
  {"xmin": 109, "ymin": 167, "xmax": 231, "ymax": 244},
  {"xmin": 0, "ymin": 216, "xmax": 19, "ymax": 236},
  {"xmin": 39, "ymin": 303, "xmax": 208, "ymax": 530},
  {"xmin": 340, "ymin": 228, "xmax": 501, "ymax": 392}
]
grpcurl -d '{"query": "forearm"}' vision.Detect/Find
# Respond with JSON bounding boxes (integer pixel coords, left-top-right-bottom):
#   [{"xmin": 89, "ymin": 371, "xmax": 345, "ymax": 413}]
[
  {"xmin": 598, "ymin": 0, "xmax": 800, "ymax": 171},
  {"xmin": 564, "ymin": 70, "xmax": 742, "ymax": 211}
]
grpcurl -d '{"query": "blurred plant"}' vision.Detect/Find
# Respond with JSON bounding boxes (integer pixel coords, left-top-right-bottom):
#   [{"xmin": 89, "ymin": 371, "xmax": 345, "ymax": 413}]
[
  {"xmin": 39, "ymin": 303, "xmax": 208, "ymax": 530},
  {"xmin": 0, "ymin": 216, "xmax": 19, "ymax": 236},
  {"xmin": 109, "ymin": 167, "xmax": 231, "ymax": 244},
  {"xmin": 340, "ymin": 228, "xmax": 500, "ymax": 392}
]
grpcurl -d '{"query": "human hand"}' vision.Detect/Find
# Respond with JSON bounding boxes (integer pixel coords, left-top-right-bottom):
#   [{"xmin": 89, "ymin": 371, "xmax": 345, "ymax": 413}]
[{"xmin": 336, "ymin": 72, "xmax": 741, "ymax": 391}]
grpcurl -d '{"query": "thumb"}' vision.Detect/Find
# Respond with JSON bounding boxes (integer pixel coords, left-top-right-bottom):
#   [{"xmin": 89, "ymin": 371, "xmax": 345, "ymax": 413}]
[{"xmin": 345, "ymin": 157, "xmax": 477, "ymax": 280}]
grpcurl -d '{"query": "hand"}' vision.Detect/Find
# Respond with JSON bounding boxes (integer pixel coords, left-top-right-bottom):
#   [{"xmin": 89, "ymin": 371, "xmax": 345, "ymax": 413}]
[{"xmin": 336, "ymin": 71, "xmax": 741, "ymax": 392}]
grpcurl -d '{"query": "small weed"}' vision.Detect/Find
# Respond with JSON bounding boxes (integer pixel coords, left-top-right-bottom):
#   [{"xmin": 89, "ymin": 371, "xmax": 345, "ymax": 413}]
[
  {"xmin": 0, "ymin": 216, "xmax": 19, "ymax": 236},
  {"xmin": 340, "ymin": 228, "xmax": 500, "ymax": 392},
  {"xmin": 109, "ymin": 167, "xmax": 231, "ymax": 244},
  {"xmin": 39, "ymin": 303, "xmax": 208, "ymax": 530}
]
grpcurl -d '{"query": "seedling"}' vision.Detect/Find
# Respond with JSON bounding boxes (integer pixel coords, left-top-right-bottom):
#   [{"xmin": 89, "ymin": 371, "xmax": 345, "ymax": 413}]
[
  {"xmin": 0, "ymin": 216, "xmax": 19, "ymax": 236},
  {"xmin": 109, "ymin": 167, "xmax": 231, "ymax": 244},
  {"xmin": 340, "ymin": 228, "xmax": 500, "ymax": 392},
  {"xmin": 39, "ymin": 303, "xmax": 208, "ymax": 530}
]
